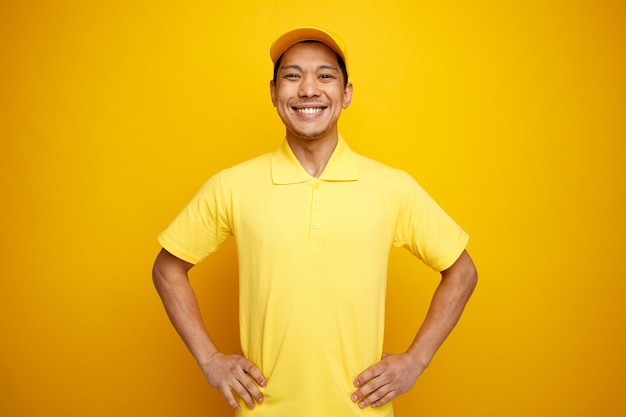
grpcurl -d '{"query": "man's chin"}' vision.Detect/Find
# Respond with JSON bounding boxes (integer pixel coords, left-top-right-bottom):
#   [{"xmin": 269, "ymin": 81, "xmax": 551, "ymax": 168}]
[{"xmin": 287, "ymin": 127, "xmax": 334, "ymax": 141}]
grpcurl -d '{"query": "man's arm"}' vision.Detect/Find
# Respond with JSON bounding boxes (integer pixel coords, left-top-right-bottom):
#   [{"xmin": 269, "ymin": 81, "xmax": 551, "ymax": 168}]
[
  {"xmin": 351, "ymin": 249, "xmax": 478, "ymax": 409},
  {"xmin": 152, "ymin": 248, "xmax": 266, "ymax": 411}
]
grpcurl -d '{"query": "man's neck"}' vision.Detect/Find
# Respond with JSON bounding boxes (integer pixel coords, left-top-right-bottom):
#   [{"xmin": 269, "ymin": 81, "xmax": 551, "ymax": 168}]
[{"xmin": 286, "ymin": 134, "xmax": 338, "ymax": 178}]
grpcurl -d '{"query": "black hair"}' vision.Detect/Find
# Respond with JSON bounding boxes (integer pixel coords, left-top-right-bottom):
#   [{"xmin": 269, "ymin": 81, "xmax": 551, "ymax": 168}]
[{"xmin": 273, "ymin": 40, "xmax": 349, "ymax": 87}]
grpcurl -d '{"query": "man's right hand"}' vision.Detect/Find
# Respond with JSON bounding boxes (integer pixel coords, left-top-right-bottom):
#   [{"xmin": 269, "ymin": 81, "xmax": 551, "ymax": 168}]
[{"xmin": 201, "ymin": 352, "xmax": 266, "ymax": 411}]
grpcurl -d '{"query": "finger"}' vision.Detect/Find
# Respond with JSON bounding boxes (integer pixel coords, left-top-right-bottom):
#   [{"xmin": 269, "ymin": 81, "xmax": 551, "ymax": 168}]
[
  {"xmin": 218, "ymin": 383, "xmax": 242, "ymax": 411},
  {"xmin": 235, "ymin": 368, "xmax": 264, "ymax": 406},
  {"xmin": 369, "ymin": 388, "xmax": 395, "ymax": 408},
  {"xmin": 242, "ymin": 360, "xmax": 267, "ymax": 389},
  {"xmin": 234, "ymin": 353, "xmax": 266, "ymax": 389},
  {"xmin": 230, "ymin": 379, "xmax": 259, "ymax": 410},
  {"xmin": 354, "ymin": 379, "xmax": 394, "ymax": 409},
  {"xmin": 352, "ymin": 374, "xmax": 389, "ymax": 405},
  {"xmin": 353, "ymin": 362, "xmax": 384, "ymax": 389}
]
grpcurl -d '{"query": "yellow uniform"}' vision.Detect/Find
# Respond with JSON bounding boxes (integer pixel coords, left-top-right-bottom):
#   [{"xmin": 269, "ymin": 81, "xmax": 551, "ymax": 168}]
[{"xmin": 158, "ymin": 136, "xmax": 469, "ymax": 417}]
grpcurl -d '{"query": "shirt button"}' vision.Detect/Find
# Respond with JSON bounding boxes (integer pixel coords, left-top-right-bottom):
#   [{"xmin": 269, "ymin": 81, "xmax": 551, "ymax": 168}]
[
  {"xmin": 313, "ymin": 202, "xmax": 320, "ymax": 209},
  {"xmin": 313, "ymin": 223, "xmax": 320, "ymax": 230}
]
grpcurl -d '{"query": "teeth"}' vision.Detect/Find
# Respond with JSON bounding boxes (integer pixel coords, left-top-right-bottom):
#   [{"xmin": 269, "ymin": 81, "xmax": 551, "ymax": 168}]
[{"xmin": 296, "ymin": 108, "xmax": 323, "ymax": 114}]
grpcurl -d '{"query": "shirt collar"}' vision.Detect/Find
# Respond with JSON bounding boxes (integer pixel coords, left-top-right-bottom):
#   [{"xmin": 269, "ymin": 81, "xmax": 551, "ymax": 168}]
[{"xmin": 271, "ymin": 135, "xmax": 359, "ymax": 184}]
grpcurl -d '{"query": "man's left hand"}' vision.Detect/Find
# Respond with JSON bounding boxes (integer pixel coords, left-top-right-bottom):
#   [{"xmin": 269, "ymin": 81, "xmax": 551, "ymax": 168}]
[{"xmin": 351, "ymin": 353, "xmax": 424, "ymax": 409}]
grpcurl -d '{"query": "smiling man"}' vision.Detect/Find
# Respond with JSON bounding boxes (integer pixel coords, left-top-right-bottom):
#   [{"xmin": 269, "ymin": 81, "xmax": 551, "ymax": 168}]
[
  {"xmin": 152, "ymin": 26, "xmax": 477, "ymax": 417},
  {"xmin": 269, "ymin": 40, "xmax": 352, "ymax": 177}
]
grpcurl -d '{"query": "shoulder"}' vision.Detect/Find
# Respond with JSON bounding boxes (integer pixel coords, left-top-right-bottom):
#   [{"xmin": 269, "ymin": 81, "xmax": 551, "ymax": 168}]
[
  {"xmin": 191, "ymin": 152, "xmax": 273, "ymax": 200},
  {"xmin": 353, "ymin": 152, "xmax": 412, "ymax": 185},
  {"xmin": 350, "ymin": 151, "xmax": 433, "ymax": 206},
  {"xmin": 223, "ymin": 152, "xmax": 272, "ymax": 173},
  {"xmin": 218, "ymin": 152, "xmax": 273, "ymax": 183}
]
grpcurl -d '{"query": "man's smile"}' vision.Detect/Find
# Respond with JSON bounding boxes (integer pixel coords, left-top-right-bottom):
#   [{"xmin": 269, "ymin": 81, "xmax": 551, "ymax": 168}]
[
  {"xmin": 290, "ymin": 102, "xmax": 329, "ymax": 117},
  {"xmin": 294, "ymin": 107, "xmax": 325, "ymax": 115}
]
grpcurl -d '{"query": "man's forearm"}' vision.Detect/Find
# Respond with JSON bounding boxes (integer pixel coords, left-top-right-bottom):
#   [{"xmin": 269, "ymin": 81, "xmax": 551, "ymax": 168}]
[
  {"xmin": 406, "ymin": 250, "xmax": 478, "ymax": 368},
  {"xmin": 152, "ymin": 248, "xmax": 266, "ymax": 410},
  {"xmin": 152, "ymin": 248, "xmax": 218, "ymax": 366},
  {"xmin": 350, "ymin": 250, "xmax": 477, "ymax": 409}
]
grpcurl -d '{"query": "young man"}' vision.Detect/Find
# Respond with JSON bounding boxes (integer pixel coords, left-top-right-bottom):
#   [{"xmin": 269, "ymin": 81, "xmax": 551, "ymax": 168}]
[{"xmin": 152, "ymin": 26, "xmax": 477, "ymax": 417}]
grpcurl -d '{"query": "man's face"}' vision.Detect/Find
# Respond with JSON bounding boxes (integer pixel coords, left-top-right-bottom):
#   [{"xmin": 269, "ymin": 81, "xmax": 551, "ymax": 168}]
[{"xmin": 270, "ymin": 42, "xmax": 353, "ymax": 142}]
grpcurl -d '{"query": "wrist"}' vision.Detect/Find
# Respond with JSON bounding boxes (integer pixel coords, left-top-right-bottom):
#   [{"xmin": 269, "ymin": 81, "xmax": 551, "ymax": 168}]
[
  {"xmin": 197, "ymin": 349, "xmax": 220, "ymax": 369},
  {"xmin": 405, "ymin": 348, "xmax": 432, "ymax": 371}
]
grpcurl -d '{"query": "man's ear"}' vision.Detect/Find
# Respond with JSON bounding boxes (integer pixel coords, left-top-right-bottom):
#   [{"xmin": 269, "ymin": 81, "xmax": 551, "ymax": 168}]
[
  {"xmin": 343, "ymin": 82, "xmax": 353, "ymax": 109},
  {"xmin": 270, "ymin": 80, "xmax": 277, "ymax": 107}
]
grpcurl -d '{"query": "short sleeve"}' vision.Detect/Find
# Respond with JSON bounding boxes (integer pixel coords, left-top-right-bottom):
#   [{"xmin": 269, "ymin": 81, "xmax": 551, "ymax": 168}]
[
  {"xmin": 157, "ymin": 172, "xmax": 233, "ymax": 264},
  {"xmin": 393, "ymin": 173, "xmax": 469, "ymax": 271}
]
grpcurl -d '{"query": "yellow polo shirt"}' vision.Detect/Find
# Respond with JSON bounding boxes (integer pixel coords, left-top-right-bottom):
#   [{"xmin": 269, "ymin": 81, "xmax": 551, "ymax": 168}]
[{"xmin": 158, "ymin": 136, "xmax": 469, "ymax": 417}]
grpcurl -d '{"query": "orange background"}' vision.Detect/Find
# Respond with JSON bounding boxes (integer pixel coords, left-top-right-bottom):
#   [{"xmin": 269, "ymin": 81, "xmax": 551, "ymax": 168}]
[{"xmin": 2, "ymin": 1, "xmax": 625, "ymax": 416}]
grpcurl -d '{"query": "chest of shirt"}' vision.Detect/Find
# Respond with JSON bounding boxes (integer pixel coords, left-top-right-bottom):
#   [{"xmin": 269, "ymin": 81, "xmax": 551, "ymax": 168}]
[{"xmin": 229, "ymin": 178, "xmax": 397, "ymax": 251}]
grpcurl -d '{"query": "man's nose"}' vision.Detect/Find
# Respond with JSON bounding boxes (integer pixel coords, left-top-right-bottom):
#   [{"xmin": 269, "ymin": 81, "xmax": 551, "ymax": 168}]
[{"xmin": 298, "ymin": 76, "xmax": 320, "ymax": 97}]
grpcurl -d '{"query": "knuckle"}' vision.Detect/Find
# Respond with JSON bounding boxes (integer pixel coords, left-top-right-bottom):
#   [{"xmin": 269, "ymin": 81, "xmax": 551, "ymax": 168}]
[
  {"xmin": 236, "ymin": 389, "xmax": 252, "ymax": 404},
  {"xmin": 242, "ymin": 379, "xmax": 257, "ymax": 393},
  {"xmin": 370, "ymin": 390, "xmax": 383, "ymax": 402},
  {"xmin": 373, "ymin": 399, "xmax": 386, "ymax": 408}
]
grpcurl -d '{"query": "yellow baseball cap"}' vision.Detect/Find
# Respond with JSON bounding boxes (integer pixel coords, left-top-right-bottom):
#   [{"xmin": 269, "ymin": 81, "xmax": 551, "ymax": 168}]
[{"xmin": 270, "ymin": 26, "xmax": 348, "ymax": 69}]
